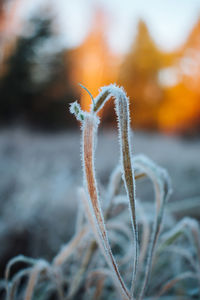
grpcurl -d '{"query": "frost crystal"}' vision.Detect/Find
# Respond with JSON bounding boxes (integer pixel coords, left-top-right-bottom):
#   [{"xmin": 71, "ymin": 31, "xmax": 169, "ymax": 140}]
[{"xmin": 69, "ymin": 101, "xmax": 85, "ymax": 121}]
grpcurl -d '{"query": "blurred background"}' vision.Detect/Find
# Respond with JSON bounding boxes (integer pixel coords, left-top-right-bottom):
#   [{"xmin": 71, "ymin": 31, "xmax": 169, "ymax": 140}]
[{"xmin": 0, "ymin": 0, "xmax": 200, "ymax": 276}]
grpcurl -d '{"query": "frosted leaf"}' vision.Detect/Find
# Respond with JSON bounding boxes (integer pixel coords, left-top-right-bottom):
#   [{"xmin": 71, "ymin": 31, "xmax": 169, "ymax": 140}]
[
  {"xmin": 133, "ymin": 154, "xmax": 172, "ymax": 207},
  {"xmin": 53, "ymin": 227, "xmax": 88, "ymax": 267},
  {"xmin": 7, "ymin": 268, "xmax": 32, "ymax": 300},
  {"xmin": 69, "ymin": 101, "xmax": 85, "ymax": 122},
  {"xmin": 160, "ymin": 217, "xmax": 200, "ymax": 263},
  {"xmin": 5, "ymin": 255, "xmax": 37, "ymax": 282},
  {"xmin": 91, "ymin": 84, "xmax": 138, "ymax": 296},
  {"xmin": 156, "ymin": 272, "xmax": 197, "ymax": 299},
  {"xmin": 78, "ymin": 188, "xmax": 130, "ymax": 300},
  {"xmin": 93, "ymin": 84, "xmax": 129, "ymax": 114},
  {"xmin": 70, "ymin": 96, "xmax": 131, "ymax": 298},
  {"xmin": 133, "ymin": 154, "xmax": 172, "ymax": 300},
  {"xmin": 24, "ymin": 260, "xmax": 50, "ymax": 300}
]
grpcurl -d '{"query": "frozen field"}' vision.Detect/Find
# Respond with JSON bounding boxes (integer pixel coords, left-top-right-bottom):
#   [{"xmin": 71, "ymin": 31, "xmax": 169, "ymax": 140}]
[{"xmin": 0, "ymin": 127, "xmax": 199, "ymax": 275}]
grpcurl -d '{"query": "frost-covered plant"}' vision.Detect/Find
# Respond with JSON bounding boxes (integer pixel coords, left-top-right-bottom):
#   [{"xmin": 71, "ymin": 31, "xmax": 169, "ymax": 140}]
[{"xmin": 2, "ymin": 84, "xmax": 200, "ymax": 300}]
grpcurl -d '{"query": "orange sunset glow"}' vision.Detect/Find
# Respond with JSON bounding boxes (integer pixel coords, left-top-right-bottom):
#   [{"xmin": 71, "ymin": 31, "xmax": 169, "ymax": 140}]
[
  {"xmin": 0, "ymin": 1, "xmax": 200, "ymax": 134},
  {"xmin": 71, "ymin": 10, "xmax": 120, "ymax": 111},
  {"xmin": 70, "ymin": 14, "xmax": 200, "ymax": 134},
  {"xmin": 0, "ymin": 0, "xmax": 23, "ymax": 75},
  {"xmin": 1, "ymin": 3, "xmax": 200, "ymax": 299}
]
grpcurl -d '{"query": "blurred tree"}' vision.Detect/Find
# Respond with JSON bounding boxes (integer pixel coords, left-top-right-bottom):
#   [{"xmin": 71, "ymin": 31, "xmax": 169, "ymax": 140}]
[
  {"xmin": 0, "ymin": 0, "xmax": 24, "ymax": 77},
  {"xmin": 0, "ymin": 15, "xmax": 77, "ymax": 129},
  {"xmin": 158, "ymin": 18, "xmax": 200, "ymax": 134},
  {"xmin": 70, "ymin": 8, "xmax": 119, "ymax": 113},
  {"xmin": 119, "ymin": 20, "xmax": 174, "ymax": 130}
]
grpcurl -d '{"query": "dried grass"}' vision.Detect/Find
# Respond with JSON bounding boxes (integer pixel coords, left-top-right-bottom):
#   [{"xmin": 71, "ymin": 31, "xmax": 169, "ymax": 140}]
[{"xmin": 2, "ymin": 84, "xmax": 200, "ymax": 300}]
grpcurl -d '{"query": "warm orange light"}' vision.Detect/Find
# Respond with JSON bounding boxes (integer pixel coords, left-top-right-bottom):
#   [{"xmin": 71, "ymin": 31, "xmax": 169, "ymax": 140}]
[
  {"xmin": 0, "ymin": 0, "xmax": 24, "ymax": 77},
  {"xmin": 71, "ymin": 9, "xmax": 120, "ymax": 112}
]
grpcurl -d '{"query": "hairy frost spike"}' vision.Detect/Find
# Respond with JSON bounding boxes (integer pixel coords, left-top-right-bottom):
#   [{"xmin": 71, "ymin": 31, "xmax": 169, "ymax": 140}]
[
  {"xmin": 114, "ymin": 86, "xmax": 138, "ymax": 295},
  {"xmin": 92, "ymin": 84, "xmax": 127, "ymax": 113},
  {"xmin": 69, "ymin": 101, "xmax": 85, "ymax": 121},
  {"xmin": 70, "ymin": 89, "xmax": 131, "ymax": 300},
  {"xmin": 92, "ymin": 86, "xmax": 110, "ymax": 112},
  {"xmin": 92, "ymin": 84, "xmax": 138, "ymax": 296},
  {"xmin": 78, "ymin": 188, "xmax": 130, "ymax": 300},
  {"xmin": 81, "ymin": 115, "xmax": 130, "ymax": 299}
]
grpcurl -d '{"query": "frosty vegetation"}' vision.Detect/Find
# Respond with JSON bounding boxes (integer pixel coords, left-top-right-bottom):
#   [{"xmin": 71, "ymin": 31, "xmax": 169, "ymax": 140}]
[{"xmin": 1, "ymin": 84, "xmax": 200, "ymax": 300}]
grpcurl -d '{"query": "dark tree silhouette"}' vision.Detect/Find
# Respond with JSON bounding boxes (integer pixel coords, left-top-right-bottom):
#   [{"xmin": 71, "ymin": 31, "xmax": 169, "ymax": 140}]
[{"xmin": 0, "ymin": 15, "xmax": 77, "ymax": 130}]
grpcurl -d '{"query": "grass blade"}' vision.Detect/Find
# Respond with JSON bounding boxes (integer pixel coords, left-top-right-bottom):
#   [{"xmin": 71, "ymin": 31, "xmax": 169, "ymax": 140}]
[
  {"xmin": 133, "ymin": 155, "xmax": 172, "ymax": 299},
  {"xmin": 53, "ymin": 227, "xmax": 88, "ymax": 267},
  {"xmin": 93, "ymin": 84, "xmax": 139, "ymax": 296},
  {"xmin": 79, "ymin": 187, "xmax": 130, "ymax": 299}
]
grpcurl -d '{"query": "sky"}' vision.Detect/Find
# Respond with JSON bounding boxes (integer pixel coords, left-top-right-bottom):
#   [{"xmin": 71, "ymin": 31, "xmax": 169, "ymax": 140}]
[{"xmin": 19, "ymin": 0, "xmax": 200, "ymax": 54}]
